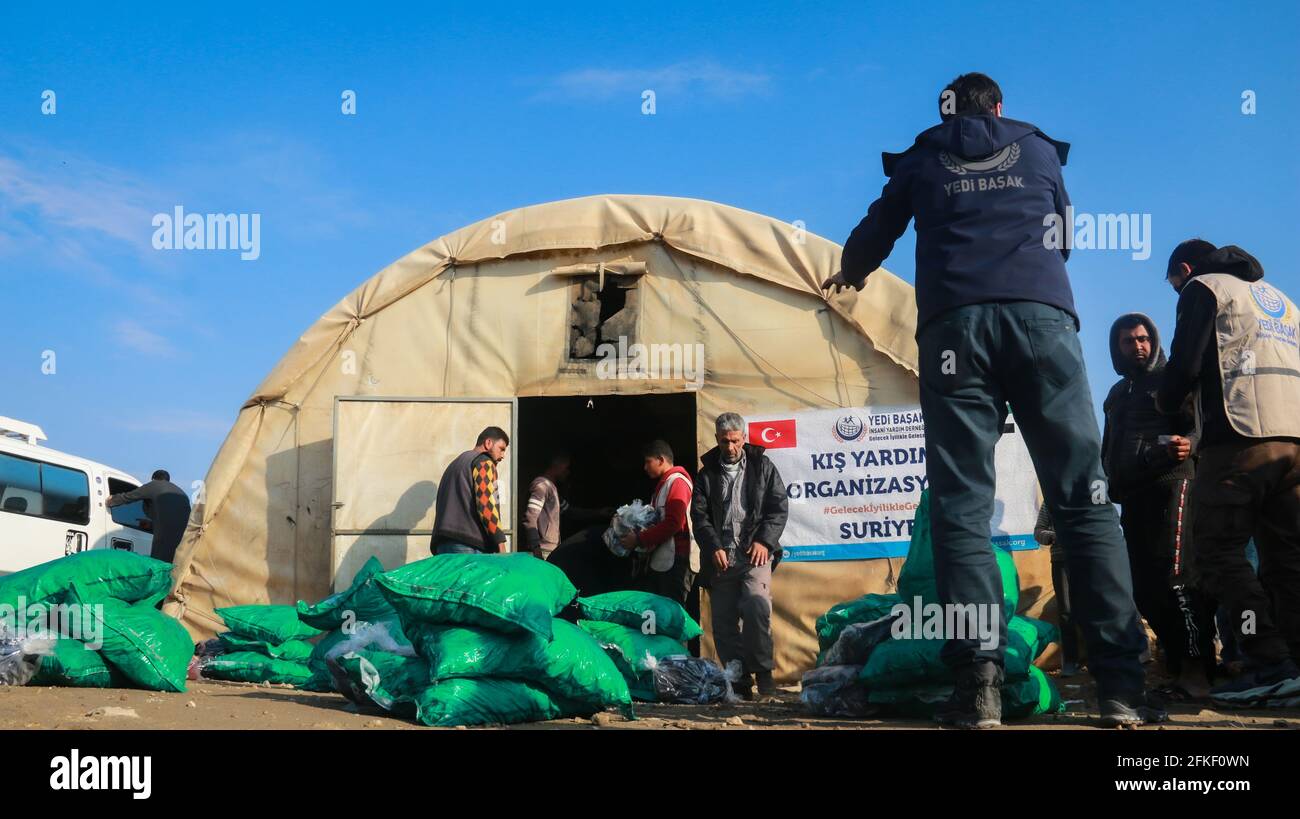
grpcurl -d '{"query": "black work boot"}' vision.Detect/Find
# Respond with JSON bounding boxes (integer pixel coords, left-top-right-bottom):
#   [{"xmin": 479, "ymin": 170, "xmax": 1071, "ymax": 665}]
[
  {"xmin": 734, "ymin": 673, "xmax": 755, "ymax": 701},
  {"xmin": 1099, "ymin": 691, "xmax": 1170, "ymax": 728},
  {"xmin": 935, "ymin": 662, "xmax": 1003, "ymax": 729},
  {"xmin": 755, "ymin": 670, "xmax": 778, "ymax": 697}
]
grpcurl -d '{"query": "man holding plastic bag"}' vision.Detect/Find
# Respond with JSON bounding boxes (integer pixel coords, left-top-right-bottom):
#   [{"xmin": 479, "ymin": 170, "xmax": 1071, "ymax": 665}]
[{"xmin": 618, "ymin": 439, "xmax": 699, "ymax": 606}]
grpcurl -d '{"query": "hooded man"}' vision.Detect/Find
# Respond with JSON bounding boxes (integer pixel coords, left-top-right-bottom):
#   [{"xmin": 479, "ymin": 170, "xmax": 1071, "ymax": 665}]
[
  {"xmin": 823, "ymin": 72, "xmax": 1155, "ymax": 728},
  {"xmin": 691, "ymin": 412, "xmax": 788, "ymax": 699},
  {"xmin": 1158, "ymin": 240, "xmax": 1300, "ymax": 707},
  {"xmin": 1102, "ymin": 313, "xmax": 1216, "ymax": 699}
]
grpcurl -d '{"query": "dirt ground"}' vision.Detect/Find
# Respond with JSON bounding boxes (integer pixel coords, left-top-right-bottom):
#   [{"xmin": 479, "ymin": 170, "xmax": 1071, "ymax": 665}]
[{"xmin": 3, "ymin": 672, "xmax": 1299, "ymax": 730}]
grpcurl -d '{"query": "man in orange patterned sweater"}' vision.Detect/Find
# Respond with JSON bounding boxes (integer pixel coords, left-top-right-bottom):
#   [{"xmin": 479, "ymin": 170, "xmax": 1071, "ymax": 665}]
[{"xmin": 430, "ymin": 426, "xmax": 510, "ymax": 555}]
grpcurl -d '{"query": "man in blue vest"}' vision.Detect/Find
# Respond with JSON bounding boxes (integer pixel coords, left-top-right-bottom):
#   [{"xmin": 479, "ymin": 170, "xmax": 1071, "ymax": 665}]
[{"xmin": 823, "ymin": 73, "xmax": 1158, "ymax": 728}]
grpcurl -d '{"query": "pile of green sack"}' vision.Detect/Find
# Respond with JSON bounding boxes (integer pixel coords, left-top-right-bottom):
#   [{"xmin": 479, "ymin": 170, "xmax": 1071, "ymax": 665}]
[
  {"xmin": 203, "ymin": 604, "xmax": 326, "ymax": 687},
  {"xmin": 313, "ymin": 552, "xmax": 642, "ymax": 726},
  {"xmin": 572, "ymin": 590, "xmax": 702, "ymax": 701},
  {"xmin": 804, "ymin": 490, "xmax": 1063, "ymax": 720},
  {"xmin": 193, "ymin": 557, "xmax": 411, "ymax": 691},
  {"xmin": 2, "ymin": 551, "xmax": 193, "ymax": 692}
]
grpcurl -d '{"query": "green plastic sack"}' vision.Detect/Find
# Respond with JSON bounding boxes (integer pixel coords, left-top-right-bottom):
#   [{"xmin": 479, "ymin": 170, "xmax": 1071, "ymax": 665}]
[
  {"xmin": 0, "ymin": 550, "xmax": 173, "ymax": 610},
  {"xmin": 578, "ymin": 620, "xmax": 686, "ymax": 701},
  {"xmin": 328, "ymin": 649, "xmax": 432, "ymax": 712},
  {"xmin": 376, "ymin": 553, "xmax": 577, "ymax": 639},
  {"xmin": 409, "ymin": 622, "xmax": 543, "ymax": 679},
  {"xmin": 1010, "ymin": 615, "xmax": 1055, "ymax": 663},
  {"xmin": 1004, "ymin": 665, "xmax": 1063, "ymax": 717},
  {"xmin": 409, "ymin": 619, "xmax": 632, "ymax": 712},
  {"xmin": 218, "ymin": 634, "xmax": 314, "ymax": 661},
  {"xmin": 895, "ymin": 490, "xmax": 1019, "ymax": 619},
  {"xmin": 869, "ymin": 664, "xmax": 1063, "ymax": 718},
  {"xmin": 29, "ymin": 638, "xmax": 123, "ymax": 688},
  {"xmin": 815, "ymin": 593, "xmax": 903, "ymax": 658},
  {"xmin": 296, "ymin": 556, "xmax": 396, "ymax": 630},
  {"xmin": 216, "ymin": 604, "xmax": 324, "ymax": 644},
  {"xmin": 306, "ymin": 615, "xmax": 412, "ymax": 680},
  {"xmin": 202, "ymin": 651, "xmax": 314, "ymax": 686},
  {"xmin": 62, "ymin": 590, "xmax": 192, "ymax": 692},
  {"xmin": 859, "ymin": 614, "xmax": 1049, "ymax": 688},
  {"xmin": 576, "ymin": 591, "xmax": 702, "ymax": 642},
  {"xmin": 408, "ymin": 677, "xmax": 584, "ymax": 727},
  {"xmin": 1020, "ymin": 613, "xmax": 1061, "ymax": 651},
  {"xmin": 300, "ymin": 670, "xmax": 335, "ymax": 693},
  {"xmin": 329, "ymin": 651, "xmax": 586, "ymax": 727}
]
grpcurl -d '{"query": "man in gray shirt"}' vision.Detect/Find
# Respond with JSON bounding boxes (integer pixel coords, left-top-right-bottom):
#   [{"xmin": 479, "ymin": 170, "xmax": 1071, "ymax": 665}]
[{"xmin": 692, "ymin": 412, "xmax": 789, "ymax": 699}]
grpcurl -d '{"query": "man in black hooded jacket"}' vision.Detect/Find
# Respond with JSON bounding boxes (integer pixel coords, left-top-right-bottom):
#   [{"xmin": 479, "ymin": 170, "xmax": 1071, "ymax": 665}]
[
  {"xmin": 823, "ymin": 72, "xmax": 1155, "ymax": 728},
  {"xmin": 1158, "ymin": 240, "xmax": 1300, "ymax": 707},
  {"xmin": 1102, "ymin": 313, "xmax": 1216, "ymax": 699}
]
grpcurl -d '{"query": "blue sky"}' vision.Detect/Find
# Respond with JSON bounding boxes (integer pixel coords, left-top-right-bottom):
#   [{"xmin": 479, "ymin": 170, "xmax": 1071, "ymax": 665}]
[{"xmin": 1, "ymin": 1, "xmax": 1297, "ymax": 491}]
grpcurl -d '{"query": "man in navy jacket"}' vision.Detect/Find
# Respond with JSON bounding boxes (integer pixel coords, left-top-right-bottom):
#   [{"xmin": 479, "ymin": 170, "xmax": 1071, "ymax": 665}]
[{"xmin": 824, "ymin": 73, "xmax": 1157, "ymax": 729}]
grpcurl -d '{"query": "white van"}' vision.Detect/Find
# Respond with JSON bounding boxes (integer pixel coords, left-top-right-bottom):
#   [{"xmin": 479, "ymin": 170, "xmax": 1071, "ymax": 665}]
[{"xmin": 0, "ymin": 416, "xmax": 154, "ymax": 576}]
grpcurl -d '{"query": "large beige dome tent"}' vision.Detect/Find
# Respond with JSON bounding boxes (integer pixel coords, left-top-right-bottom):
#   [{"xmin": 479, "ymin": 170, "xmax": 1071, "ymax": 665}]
[{"xmin": 165, "ymin": 194, "xmax": 1053, "ymax": 681}]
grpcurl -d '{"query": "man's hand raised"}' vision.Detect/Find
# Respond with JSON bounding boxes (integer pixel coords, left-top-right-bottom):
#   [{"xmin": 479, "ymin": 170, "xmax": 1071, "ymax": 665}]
[{"xmin": 821, "ymin": 271, "xmax": 863, "ymax": 296}]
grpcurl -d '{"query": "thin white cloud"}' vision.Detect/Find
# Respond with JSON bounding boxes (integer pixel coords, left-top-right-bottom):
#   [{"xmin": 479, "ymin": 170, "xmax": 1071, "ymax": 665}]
[
  {"xmin": 112, "ymin": 319, "xmax": 178, "ymax": 359},
  {"xmin": 0, "ymin": 149, "xmax": 160, "ymax": 256},
  {"xmin": 534, "ymin": 59, "xmax": 770, "ymax": 102}
]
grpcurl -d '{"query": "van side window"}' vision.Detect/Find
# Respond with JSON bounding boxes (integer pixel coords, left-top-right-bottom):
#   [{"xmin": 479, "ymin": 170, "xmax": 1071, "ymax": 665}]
[
  {"xmin": 39, "ymin": 462, "xmax": 90, "ymax": 525},
  {"xmin": 0, "ymin": 453, "xmax": 43, "ymax": 517},
  {"xmin": 108, "ymin": 478, "xmax": 152, "ymax": 532},
  {"xmin": 0, "ymin": 452, "xmax": 90, "ymax": 525}
]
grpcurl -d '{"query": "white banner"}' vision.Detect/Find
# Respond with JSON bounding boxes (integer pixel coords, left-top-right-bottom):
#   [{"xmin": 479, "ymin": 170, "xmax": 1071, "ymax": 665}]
[{"xmin": 747, "ymin": 406, "xmax": 1039, "ymax": 562}]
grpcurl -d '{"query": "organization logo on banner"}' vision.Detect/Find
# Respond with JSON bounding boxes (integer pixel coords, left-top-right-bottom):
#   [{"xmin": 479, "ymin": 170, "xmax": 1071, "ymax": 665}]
[
  {"xmin": 749, "ymin": 419, "xmax": 797, "ymax": 449},
  {"xmin": 832, "ymin": 414, "xmax": 866, "ymax": 443}
]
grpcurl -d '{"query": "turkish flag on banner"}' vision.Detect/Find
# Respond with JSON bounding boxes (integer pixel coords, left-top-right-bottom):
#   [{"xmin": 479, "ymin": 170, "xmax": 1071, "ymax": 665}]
[{"xmin": 749, "ymin": 419, "xmax": 797, "ymax": 449}]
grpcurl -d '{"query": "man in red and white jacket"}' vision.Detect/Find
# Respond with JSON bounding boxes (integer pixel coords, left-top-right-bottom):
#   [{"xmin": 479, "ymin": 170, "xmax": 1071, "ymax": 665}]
[{"xmin": 619, "ymin": 439, "xmax": 698, "ymax": 605}]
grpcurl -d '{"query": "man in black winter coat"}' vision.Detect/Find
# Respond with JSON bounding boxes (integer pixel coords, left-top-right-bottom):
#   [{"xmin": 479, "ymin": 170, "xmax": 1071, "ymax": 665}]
[
  {"xmin": 691, "ymin": 412, "xmax": 788, "ymax": 700},
  {"xmin": 1102, "ymin": 313, "xmax": 1216, "ymax": 698}
]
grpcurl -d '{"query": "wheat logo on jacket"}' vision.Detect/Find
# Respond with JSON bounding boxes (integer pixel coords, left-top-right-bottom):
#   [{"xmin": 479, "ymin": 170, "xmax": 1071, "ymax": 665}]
[{"xmin": 939, "ymin": 142, "xmax": 1020, "ymax": 175}]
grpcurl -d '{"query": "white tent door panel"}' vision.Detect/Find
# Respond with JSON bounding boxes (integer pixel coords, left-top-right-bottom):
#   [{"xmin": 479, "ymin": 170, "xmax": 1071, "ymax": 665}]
[
  {"xmin": 331, "ymin": 397, "xmax": 514, "ymax": 589},
  {"xmin": 332, "ymin": 534, "xmax": 430, "ymax": 590}
]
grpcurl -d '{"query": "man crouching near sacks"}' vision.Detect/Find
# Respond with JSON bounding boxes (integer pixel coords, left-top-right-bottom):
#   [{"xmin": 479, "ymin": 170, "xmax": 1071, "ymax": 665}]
[{"xmin": 692, "ymin": 412, "xmax": 789, "ymax": 700}]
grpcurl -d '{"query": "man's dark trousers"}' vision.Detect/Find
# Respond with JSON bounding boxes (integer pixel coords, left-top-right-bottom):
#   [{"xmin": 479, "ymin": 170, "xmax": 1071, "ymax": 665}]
[
  {"xmin": 919, "ymin": 300, "xmax": 1148, "ymax": 700},
  {"xmin": 1120, "ymin": 479, "xmax": 1217, "ymax": 678},
  {"xmin": 1192, "ymin": 440, "xmax": 1300, "ymax": 666}
]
